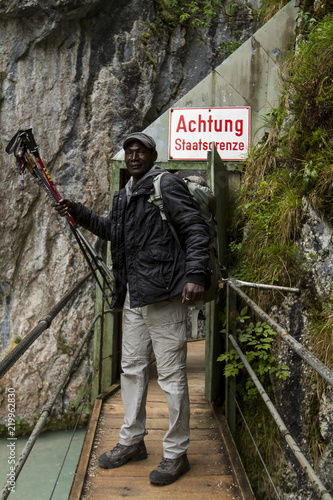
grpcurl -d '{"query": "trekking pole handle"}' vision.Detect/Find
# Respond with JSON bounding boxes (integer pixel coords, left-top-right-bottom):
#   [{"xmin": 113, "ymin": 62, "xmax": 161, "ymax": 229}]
[{"xmin": 24, "ymin": 129, "xmax": 39, "ymax": 156}]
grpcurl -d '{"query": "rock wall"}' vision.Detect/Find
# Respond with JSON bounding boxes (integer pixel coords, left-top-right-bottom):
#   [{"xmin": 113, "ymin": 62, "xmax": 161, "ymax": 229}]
[
  {"xmin": 0, "ymin": 0, "xmax": 258, "ymax": 427},
  {"xmin": 269, "ymin": 198, "xmax": 333, "ymax": 499}
]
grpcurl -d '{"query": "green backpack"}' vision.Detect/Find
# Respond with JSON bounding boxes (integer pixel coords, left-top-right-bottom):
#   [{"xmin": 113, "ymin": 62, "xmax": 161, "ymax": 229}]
[{"xmin": 148, "ymin": 172, "xmax": 221, "ymax": 303}]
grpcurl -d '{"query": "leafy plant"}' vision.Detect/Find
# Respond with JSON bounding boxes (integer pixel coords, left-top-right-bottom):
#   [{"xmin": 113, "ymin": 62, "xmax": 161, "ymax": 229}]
[
  {"xmin": 218, "ymin": 306, "xmax": 290, "ymax": 399},
  {"xmin": 303, "ymin": 161, "xmax": 317, "ymax": 192},
  {"xmin": 216, "ymin": 38, "xmax": 242, "ymax": 57},
  {"xmin": 218, "ymin": 306, "xmax": 290, "ymax": 495},
  {"xmin": 152, "ymin": 0, "xmax": 224, "ymax": 32},
  {"xmin": 225, "ymin": 0, "xmax": 239, "ymax": 17}
]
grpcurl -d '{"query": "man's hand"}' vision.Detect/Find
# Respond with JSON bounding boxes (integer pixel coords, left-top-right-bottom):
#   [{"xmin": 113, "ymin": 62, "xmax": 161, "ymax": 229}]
[
  {"xmin": 53, "ymin": 198, "xmax": 74, "ymax": 217},
  {"xmin": 182, "ymin": 282, "xmax": 205, "ymax": 304}
]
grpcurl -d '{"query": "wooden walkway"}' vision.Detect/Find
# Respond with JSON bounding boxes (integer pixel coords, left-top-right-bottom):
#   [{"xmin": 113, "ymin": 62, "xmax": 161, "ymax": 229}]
[{"xmin": 70, "ymin": 340, "xmax": 254, "ymax": 499}]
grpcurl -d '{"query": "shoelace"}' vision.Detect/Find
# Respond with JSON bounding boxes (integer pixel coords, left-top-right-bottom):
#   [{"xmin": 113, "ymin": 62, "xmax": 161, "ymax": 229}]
[
  {"xmin": 158, "ymin": 458, "xmax": 175, "ymax": 470},
  {"xmin": 110, "ymin": 443, "xmax": 126, "ymax": 455}
]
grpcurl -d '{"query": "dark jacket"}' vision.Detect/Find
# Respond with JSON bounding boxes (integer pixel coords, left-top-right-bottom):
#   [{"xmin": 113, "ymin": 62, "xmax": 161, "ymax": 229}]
[{"xmin": 70, "ymin": 168, "xmax": 210, "ymax": 308}]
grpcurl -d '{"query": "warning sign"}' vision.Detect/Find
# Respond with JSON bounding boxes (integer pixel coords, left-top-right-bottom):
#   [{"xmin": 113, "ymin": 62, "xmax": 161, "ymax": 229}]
[{"xmin": 169, "ymin": 107, "xmax": 251, "ymax": 161}]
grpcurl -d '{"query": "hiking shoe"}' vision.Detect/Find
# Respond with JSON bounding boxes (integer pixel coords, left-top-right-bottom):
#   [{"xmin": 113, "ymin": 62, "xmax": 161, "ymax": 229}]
[
  {"xmin": 98, "ymin": 440, "xmax": 147, "ymax": 469},
  {"xmin": 149, "ymin": 455, "xmax": 190, "ymax": 485}
]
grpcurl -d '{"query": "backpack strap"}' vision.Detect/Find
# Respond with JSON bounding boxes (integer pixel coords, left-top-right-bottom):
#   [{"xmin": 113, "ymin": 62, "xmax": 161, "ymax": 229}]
[
  {"xmin": 148, "ymin": 172, "xmax": 180, "ymax": 245},
  {"xmin": 147, "ymin": 172, "xmax": 167, "ymax": 220}
]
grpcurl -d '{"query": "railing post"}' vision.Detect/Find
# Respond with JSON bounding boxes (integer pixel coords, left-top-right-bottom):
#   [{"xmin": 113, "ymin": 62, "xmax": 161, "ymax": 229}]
[
  {"xmin": 225, "ymin": 280, "xmax": 237, "ymax": 437},
  {"xmin": 92, "ymin": 161, "xmax": 122, "ymax": 401},
  {"xmin": 205, "ymin": 144, "xmax": 228, "ymax": 402},
  {"xmin": 91, "ymin": 274, "xmax": 118, "ymax": 401}
]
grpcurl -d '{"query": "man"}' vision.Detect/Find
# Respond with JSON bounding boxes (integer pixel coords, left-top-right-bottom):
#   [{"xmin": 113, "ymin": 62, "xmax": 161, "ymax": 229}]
[{"xmin": 54, "ymin": 132, "xmax": 210, "ymax": 485}]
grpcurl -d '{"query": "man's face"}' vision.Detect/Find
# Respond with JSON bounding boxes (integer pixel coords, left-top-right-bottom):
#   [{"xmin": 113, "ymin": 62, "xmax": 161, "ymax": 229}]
[{"xmin": 124, "ymin": 140, "xmax": 157, "ymax": 182}]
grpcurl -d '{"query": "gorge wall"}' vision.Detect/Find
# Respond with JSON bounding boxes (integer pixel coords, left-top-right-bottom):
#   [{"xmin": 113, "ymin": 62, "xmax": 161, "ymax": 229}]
[{"xmin": 0, "ymin": 1, "xmax": 258, "ymax": 426}]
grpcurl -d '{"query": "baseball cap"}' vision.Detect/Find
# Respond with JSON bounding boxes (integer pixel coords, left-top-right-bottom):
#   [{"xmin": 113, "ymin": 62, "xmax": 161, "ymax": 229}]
[{"xmin": 123, "ymin": 132, "xmax": 156, "ymax": 151}]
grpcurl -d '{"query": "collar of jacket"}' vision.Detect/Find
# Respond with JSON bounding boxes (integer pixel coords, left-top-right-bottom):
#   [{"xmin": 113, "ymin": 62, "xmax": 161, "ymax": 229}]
[{"xmin": 125, "ymin": 165, "xmax": 166, "ymax": 200}]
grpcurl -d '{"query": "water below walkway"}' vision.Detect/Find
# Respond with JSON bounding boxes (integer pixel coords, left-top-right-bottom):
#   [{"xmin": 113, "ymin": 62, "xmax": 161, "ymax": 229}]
[{"xmin": 0, "ymin": 428, "xmax": 85, "ymax": 499}]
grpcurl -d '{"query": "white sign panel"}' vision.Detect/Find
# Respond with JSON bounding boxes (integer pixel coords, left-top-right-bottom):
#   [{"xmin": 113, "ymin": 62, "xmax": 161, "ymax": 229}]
[{"xmin": 169, "ymin": 107, "xmax": 250, "ymax": 161}]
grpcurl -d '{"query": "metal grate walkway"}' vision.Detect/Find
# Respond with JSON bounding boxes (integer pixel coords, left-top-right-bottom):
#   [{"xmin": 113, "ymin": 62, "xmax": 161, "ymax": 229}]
[{"xmin": 70, "ymin": 340, "xmax": 254, "ymax": 499}]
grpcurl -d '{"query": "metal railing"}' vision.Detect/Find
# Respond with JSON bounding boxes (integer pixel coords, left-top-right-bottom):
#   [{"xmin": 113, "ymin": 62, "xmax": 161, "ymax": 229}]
[
  {"xmin": 224, "ymin": 278, "xmax": 333, "ymax": 500},
  {"xmin": 0, "ymin": 271, "xmax": 92, "ymax": 379},
  {"xmin": 0, "ymin": 272, "xmax": 114, "ymax": 499}
]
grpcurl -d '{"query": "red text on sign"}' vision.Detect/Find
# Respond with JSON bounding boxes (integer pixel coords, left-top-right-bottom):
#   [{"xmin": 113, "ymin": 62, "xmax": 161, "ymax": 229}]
[{"xmin": 175, "ymin": 114, "xmax": 244, "ymax": 136}]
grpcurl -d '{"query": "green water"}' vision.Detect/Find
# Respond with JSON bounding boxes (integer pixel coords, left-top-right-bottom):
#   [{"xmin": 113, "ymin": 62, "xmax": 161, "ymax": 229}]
[{"xmin": 0, "ymin": 428, "xmax": 86, "ymax": 499}]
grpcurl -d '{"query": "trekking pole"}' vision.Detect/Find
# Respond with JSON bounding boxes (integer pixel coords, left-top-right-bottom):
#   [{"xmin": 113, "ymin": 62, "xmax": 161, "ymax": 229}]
[{"xmin": 5, "ymin": 129, "xmax": 114, "ymax": 306}]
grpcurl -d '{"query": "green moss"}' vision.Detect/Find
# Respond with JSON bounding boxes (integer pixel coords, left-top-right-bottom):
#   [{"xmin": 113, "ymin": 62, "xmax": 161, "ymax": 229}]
[
  {"xmin": 0, "ymin": 412, "xmax": 88, "ymax": 437},
  {"xmin": 43, "ymin": 412, "xmax": 88, "ymax": 432},
  {"xmin": 56, "ymin": 332, "xmax": 73, "ymax": 355},
  {"xmin": 0, "ymin": 418, "xmax": 30, "ymax": 437},
  {"xmin": 14, "ymin": 418, "xmax": 30, "ymax": 435}
]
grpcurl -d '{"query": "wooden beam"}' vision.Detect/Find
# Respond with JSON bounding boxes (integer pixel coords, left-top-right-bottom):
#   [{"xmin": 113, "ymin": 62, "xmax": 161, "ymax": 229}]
[
  {"xmin": 68, "ymin": 397, "xmax": 103, "ymax": 500},
  {"xmin": 212, "ymin": 404, "xmax": 255, "ymax": 499},
  {"xmin": 68, "ymin": 383, "xmax": 120, "ymax": 500}
]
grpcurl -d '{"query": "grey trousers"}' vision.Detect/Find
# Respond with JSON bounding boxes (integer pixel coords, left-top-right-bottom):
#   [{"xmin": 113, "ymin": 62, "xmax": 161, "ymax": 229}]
[{"xmin": 119, "ymin": 291, "xmax": 190, "ymax": 459}]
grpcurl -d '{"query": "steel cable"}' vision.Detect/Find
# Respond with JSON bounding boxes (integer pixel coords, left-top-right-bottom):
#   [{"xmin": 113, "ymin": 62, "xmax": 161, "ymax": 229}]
[{"xmin": 229, "ymin": 385, "xmax": 282, "ymax": 500}]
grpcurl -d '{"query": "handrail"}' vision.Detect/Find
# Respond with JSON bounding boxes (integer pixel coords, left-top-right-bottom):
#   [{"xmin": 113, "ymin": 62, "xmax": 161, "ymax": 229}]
[
  {"xmin": 0, "ymin": 311, "xmax": 106, "ymax": 500},
  {"xmin": 229, "ymin": 281, "xmax": 333, "ymax": 388},
  {"xmin": 0, "ymin": 271, "xmax": 92, "ymax": 379},
  {"xmin": 226, "ymin": 277, "xmax": 300, "ymax": 294},
  {"xmin": 225, "ymin": 278, "xmax": 333, "ymax": 499}
]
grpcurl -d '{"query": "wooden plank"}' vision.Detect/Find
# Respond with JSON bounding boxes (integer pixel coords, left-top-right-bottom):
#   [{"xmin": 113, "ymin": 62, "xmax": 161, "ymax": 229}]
[
  {"xmin": 69, "ymin": 384, "xmax": 121, "ymax": 500},
  {"xmin": 84, "ymin": 475, "xmax": 240, "ymax": 499},
  {"xmin": 97, "ymin": 415, "xmax": 218, "ymax": 430},
  {"xmin": 96, "ymin": 383, "xmax": 121, "ymax": 401},
  {"xmin": 101, "ymin": 312, "xmax": 114, "ymax": 392},
  {"xmin": 94, "ymin": 457, "xmax": 234, "ymax": 476},
  {"xmin": 91, "ymin": 296, "xmax": 102, "ymax": 401},
  {"xmin": 101, "ymin": 403, "xmax": 212, "ymax": 413},
  {"xmin": 94, "ymin": 428, "xmax": 221, "ymax": 442},
  {"xmin": 97, "ymin": 442, "xmax": 231, "ymax": 458}
]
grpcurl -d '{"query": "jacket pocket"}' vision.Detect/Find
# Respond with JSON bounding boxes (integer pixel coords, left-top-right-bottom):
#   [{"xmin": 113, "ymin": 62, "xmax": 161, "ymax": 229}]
[{"xmin": 138, "ymin": 248, "xmax": 175, "ymax": 289}]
